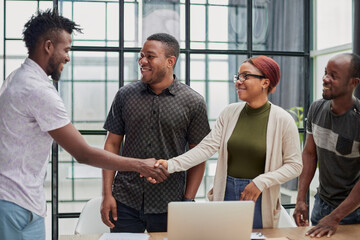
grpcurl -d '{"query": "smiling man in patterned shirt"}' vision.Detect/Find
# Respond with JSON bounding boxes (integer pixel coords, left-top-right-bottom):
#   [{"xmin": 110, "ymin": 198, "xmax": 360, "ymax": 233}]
[{"xmin": 100, "ymin": 33, "xmax": 210, "ymax": 233}]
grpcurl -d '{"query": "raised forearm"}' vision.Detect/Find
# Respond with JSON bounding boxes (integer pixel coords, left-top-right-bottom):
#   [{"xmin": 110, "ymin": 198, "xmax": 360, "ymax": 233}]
[{"xmin": 80, "ymin": 146, "xmax": 141, "ymax": 171}]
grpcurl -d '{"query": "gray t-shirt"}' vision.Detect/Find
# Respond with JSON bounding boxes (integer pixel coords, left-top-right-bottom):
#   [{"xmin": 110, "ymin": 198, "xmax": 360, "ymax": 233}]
[
  {"xmin": 0, "ymin": 58, "xmax": 70, "ymax": 217},
  {"xmin": 306, "ymin": 98, "xmax": 360, "ymax": 207}
]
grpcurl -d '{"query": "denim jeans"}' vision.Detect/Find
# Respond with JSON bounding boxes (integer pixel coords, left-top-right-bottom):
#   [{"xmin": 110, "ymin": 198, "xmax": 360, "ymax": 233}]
[
  {"xmin": 224, "ymin": 175, "xmax": 263, "ymax": 228},
  {"xmin": 0, "ymin": 200, "xmax": 45, "ymax": 240},
  {"xmin": 110, "ymin": 200, "xmax": 167, "ymax": 233},
  {"xmin": 311, "ymin": 194, "xmax": 360, "ymax": 225}
]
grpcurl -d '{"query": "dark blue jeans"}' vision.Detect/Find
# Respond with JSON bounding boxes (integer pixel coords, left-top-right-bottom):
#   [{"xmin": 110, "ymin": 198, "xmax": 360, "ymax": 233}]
[
  {"xmin": 224, "ymin": 175, "xmax": 263, "ymax": 228},
  {"xmin": 110, "ymin": 200, "xmax": 167, "ymax": 233},
  {"xmin": 311, "ymin": 194, "xmax": 360, "ymax": 225}
]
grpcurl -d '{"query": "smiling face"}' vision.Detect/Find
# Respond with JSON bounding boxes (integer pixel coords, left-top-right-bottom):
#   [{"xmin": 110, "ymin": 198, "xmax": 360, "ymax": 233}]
[
  {"xmin": 235, "ymin": 62, "xmax": 269, "ymax": 103},
  {"xmin": 46, "ymin": 30, "xmax": 72, "ymax": 81},
  {"xmin": 138, "ymin": 40, "xmax": 172, "ymax": 86},
  {"xmin": 322, "ymin": 55, "xmax": 353, "ymax": 100}
]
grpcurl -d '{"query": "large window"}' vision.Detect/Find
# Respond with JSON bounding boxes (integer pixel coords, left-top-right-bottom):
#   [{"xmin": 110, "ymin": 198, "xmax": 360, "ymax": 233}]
[
  {"xmin": 311, "ymin": 0, "xmax": 353, "ymax": 100},
  {"xmin": 2, "ymin": 0, "xmax": 310, "ymax": 238}
]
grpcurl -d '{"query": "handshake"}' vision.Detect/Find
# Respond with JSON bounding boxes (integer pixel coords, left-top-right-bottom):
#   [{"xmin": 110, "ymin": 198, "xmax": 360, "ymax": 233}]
[{"xmin": 139, "ymin": 159, "xmax": 169, "ymax": 184}]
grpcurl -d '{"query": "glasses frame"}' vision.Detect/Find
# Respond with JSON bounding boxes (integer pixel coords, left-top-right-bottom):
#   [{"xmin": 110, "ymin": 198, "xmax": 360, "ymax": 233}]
[{"xmin": 233, "ymin": 73, "xmax": 265, "ymax": 83}]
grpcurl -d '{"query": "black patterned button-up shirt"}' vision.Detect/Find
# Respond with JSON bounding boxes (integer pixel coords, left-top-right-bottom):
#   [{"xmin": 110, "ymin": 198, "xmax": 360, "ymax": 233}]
[{"xmin": 103, "ymin": 76, "xmax": 210, "ymax": 214}]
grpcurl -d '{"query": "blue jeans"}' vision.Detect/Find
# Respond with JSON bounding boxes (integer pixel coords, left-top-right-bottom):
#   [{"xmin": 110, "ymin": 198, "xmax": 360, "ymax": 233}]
[
  {"xmin": 0, "ymin": 200, "xmax": 45, "ymax": 240},
  {"xmin": 110, "ymin": 200, "xmax": 167, "ymax": 233},
  {"xmin": 311, "ymin": 194, "xmax": 360, "ymax": 225},
  {"xmin": 224, "ymin": 176, "xmax": 263, "ymax": 228}
]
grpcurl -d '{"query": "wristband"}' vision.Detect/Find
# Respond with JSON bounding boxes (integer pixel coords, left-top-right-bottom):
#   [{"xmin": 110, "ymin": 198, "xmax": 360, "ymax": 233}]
[{"xmin": 183, "ymin": 197, "xmax": 195, "ymax": 202}]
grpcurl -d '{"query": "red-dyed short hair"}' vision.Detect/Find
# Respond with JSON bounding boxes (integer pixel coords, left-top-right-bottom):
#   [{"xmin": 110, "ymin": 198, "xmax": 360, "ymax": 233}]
[{"xmin": 244, "ymin": 56, "xmax": 280, "ymax": 92}]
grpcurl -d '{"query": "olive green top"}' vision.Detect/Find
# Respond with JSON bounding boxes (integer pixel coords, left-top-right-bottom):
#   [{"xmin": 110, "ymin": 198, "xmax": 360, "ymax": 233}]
[{"xmin": 227, "ymin": 101, "xmax": 271, "ymax": 179}]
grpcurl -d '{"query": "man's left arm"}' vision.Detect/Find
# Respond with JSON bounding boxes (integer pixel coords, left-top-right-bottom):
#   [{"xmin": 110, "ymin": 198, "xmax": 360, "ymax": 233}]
[
  {"xmin": 183, "ymin": 144, "xmax": 206, "ymax": 200},
  {"xmin": 306, "ymin": 179, "xmax": 360, "ymax": 238},
  {"xmin": 183, "ymin": 97, "xmax": 210, "ymax": 201}
]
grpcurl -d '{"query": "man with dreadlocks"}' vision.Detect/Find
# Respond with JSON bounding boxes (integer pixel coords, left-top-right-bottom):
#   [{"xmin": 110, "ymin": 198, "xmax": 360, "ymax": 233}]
[{"xmin": 0, "ymin": 9, "xmax": 168, "ymax": 240}]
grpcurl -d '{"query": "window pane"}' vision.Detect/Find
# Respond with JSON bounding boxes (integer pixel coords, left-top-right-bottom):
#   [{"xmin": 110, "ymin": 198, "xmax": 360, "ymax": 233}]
[
  {"xmin": 4, "ymin": 40, "xmax": 27, "ymax": 77},
  {"xmin": 124, "ymin": 52, "xmax": 140, "ymax": 84},
  {"xmin": 253, "ymin": 0, "xmax": 305, "ymax": 52},
  {"xmin": 59, "ymin": 51, "xmax": 119, "ymax": 130},
  {"xmin": 73, "ymin": 81, "xmax": 106, "ymax": 121},
  {"xmin": 125, "ymin": 0, "xmax": 183, "ymax": 48},
  {"xmin": 5, "ymin": 1, "xmax": 38, "ymax": 38},
  {"xmin": 252, "ymin": 55, "xmax": 305, "ymax": 110},
  {"xmin": 124, "ymin": 2, "xmax": 137, "ymax": 47},
  {"xmin": 190, "ymin": 54, "xmax": 247, "ymax": 121},
  {"xmin": 191, "ymin": 1, "xmax": 248, "ymax": 50},
  {"xmin": 316, "ymin": 0, "xmax": 352, "ymax": 50},
  {"xmin": 62, "ymin": 1, "xmax": 119, "ymax": 47},
  {"xmin": 58, "ymin": 163, "xmax": 73, "ymax": 201}
]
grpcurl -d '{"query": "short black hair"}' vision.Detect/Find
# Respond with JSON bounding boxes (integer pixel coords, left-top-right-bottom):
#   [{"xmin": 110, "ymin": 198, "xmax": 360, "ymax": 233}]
[
  {"xmin": 348, "ymin": 53, "xmax": 360, "ymax": 79},
  {"xmin": 147, "ymin": 33, "xmax": 180, "ymax": 67},
  {"xmin": 23, "ymin": 8, "xmax": 82, "ymax": 54}
]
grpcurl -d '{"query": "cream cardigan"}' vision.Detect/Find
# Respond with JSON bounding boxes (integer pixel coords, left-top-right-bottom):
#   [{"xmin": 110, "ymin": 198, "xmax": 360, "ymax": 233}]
[{"xmin": 167, "ymin": 102, "xmax": 302, "ymax": 228}]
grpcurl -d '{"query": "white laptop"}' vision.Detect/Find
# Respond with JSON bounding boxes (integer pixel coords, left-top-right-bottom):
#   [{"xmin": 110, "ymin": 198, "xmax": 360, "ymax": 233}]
[{"xmin": 167, "ymin": 201, "xmax": 255, "ymax": 240}]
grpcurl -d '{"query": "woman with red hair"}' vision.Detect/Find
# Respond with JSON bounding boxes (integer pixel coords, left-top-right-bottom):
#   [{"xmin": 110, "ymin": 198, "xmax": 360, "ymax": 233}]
[{"xmin": 155, "ymin": 56, "xmax": 302, "ymax": 228}]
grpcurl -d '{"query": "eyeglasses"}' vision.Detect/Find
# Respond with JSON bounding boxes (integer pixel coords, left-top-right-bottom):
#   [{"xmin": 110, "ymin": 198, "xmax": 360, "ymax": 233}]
[{"xmin": 233, "ymin": 73, "xmax": 265, "ymax": 83}]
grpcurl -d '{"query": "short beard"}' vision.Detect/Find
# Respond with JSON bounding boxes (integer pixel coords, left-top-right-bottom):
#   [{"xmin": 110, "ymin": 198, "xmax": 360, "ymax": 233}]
[
  {"xmin": 141, "ymin": 68, "xmax": 167, "ymax": 85},
  {"xmin": 322, "ymin": 93, "xmax": 332, "ymax": 100},
  {"xmin": 51, "ymin": 70, "xmax": 61, "ymax": 82},
  {"xmin": 48, "ymin": 55, "xmax": 62, "ymax": 82}
]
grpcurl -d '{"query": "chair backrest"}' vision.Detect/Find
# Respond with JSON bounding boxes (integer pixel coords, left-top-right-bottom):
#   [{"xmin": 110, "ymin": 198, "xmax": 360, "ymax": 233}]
[
  {"xmin": 277, "ymin": 205, "xmax": 297, "ymax": 228},
  {"xmin": 75, "ymin": 197, "xmax": 110, "ymax": 234}
]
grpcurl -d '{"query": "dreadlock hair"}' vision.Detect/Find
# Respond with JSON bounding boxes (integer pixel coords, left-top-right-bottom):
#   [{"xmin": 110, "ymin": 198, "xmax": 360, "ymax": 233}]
[{"xmin": 23, "ymin": 8, "xmax": 82, "ymax": 54}]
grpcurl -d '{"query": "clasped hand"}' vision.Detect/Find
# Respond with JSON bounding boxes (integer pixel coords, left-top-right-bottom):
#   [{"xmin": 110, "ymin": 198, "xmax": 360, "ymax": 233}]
[
  {"xmin": 140, "ymin": 159, "xmax": 168, "ymax": 183},
  {"xmin": 138, "ymin": 158, "xmax": 169, "ymax": 183}
]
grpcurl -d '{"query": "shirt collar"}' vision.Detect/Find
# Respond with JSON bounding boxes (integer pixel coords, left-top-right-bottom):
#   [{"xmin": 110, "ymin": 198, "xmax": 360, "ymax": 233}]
[
  {"xmin": 24, "ymin": 58, "xmax": 51, "ymax": 82},
  {"xmin": 141, "ymin": 74, "xmax": 180, "ymax": 96}
]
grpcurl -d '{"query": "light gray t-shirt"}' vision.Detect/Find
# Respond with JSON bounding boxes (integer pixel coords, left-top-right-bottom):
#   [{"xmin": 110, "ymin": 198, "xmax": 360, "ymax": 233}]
[
  {"xmin": 307, "ymin": 98, "xmax": 360, "ymax": 207},
  {"xmin": 0, "ymin": 58, "xmax": 70, "ymax": 217}
]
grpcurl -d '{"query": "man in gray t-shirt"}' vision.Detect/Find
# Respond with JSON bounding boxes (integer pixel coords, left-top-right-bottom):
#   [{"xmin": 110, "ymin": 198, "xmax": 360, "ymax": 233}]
[{"xmin": 294, "ymin": 53, "xmax": 360, "ymax": 237}]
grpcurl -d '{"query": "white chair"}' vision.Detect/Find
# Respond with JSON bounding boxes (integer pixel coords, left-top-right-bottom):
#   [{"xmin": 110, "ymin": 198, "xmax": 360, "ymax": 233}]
[
  {"xmin": 75, "ymin": 197, "xmax": 110, "ymax": 234},
  {"xmin": 277, "ymin": 205, "xmax": 297, "ymax": 228}
]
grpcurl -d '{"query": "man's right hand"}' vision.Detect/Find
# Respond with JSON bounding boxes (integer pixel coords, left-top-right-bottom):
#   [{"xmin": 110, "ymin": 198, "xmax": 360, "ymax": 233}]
[
  {"xmin": 138, "ymin": 158, "xmax": 169, "ymax": 183},
  {"xmin": 101, "ymin": 195, "xmax": 117, "ymax": 228},
  {"xmin": 144, "ymin": 160, "xmax": 168, "ymax": 183},
  {"xmin": 293, "ymin": 201, "xmax": 309, "ymax": 226}
]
